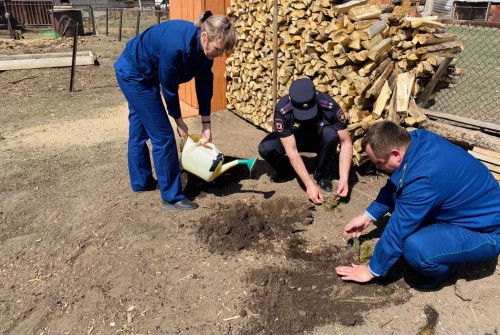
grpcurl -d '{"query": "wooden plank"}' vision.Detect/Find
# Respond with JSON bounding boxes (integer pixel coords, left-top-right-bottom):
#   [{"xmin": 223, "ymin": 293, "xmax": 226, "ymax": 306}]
[
  {"xmin": 424, "ymin": 110, "xmax": 500, "ymax": 134},
  {"xmin": 468, "ymin": 151, "xmax": 500, "ymax": 167},
  {"xmin": 0, "ymin": 51, "xmax": 95, "ymax": 70},
  {"xmin": 480, "ymin": 161, "xmax": 500, "ymax": 174},
  {"xmin": 472, "ymin": 147, "xmax": 500, "ymax": 160},
  {"xmin": 0, "ymin": 51, "xmax": 91, "ymax": 60}
]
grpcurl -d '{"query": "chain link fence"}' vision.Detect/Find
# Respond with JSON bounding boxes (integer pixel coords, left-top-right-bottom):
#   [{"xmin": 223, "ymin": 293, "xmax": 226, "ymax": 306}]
[{"xmin": 426, "ymin": 21, "xmax": 500, "ymax": 130}]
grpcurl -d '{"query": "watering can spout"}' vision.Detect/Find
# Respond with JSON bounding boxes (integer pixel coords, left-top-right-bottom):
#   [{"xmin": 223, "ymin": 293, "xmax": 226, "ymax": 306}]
[{"xmin": 220, "ymin": 157, "xmax": 257, "ymax": 176}]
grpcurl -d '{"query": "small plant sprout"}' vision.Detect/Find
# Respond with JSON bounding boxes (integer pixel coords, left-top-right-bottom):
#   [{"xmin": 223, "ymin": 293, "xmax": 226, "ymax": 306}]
[{"xmin": 322, "ymin": 194, "xmax": 344, "ymax": 212}]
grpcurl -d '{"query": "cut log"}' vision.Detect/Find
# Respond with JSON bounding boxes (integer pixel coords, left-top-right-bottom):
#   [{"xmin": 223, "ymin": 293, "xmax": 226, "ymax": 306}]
[
  {"xmin": 333, "ymin": 0, "xmax": 368, "ymax": 14},
  {"xmin": 367, "ymin": 38, "xmax": 392, "ymax": 61},
  {"xmin": 412, "ymin": 32, "xmax": 457, "ymax": 46},
  {"xmin": 348, "ymin": 4, "xmax": 382, "ymax": 22},
  {"xmin": 372, "ymin": 80, "xmax": 391, "ymax": 119}
]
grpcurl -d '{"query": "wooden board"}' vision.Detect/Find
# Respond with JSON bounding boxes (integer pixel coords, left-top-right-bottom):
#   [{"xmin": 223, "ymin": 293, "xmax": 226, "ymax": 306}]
[{"xmin": 0, "ymin": 51, "xmax": 95, "ymax": 70}]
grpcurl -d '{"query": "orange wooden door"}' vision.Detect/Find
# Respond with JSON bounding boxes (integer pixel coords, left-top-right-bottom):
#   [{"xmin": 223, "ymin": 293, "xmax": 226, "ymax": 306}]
[{"xmin": 169, "ymin": 0, "xmax": 230, "ymax": 118}]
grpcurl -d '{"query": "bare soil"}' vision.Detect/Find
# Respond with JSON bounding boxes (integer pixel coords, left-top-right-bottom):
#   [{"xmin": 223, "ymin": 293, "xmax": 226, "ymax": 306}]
[{"xmin": 1, "ymin": 33, "xmax": 499, "ymax": 335}]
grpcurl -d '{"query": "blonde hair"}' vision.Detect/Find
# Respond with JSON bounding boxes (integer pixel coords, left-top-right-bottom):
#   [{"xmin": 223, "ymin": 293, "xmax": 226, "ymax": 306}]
[{"xmin": 195, "ymin": 11, "xmax": 236, "ymax": 53}]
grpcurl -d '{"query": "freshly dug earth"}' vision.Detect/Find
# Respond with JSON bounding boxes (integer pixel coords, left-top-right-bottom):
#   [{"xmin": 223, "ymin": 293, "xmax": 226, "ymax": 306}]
[{"xmin": 0, "ymin": 33, "xmax": 499, "ymax": 335}]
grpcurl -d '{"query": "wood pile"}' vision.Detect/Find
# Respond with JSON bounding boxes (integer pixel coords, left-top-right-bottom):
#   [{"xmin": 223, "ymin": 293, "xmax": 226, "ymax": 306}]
[
  {"xmin": 468, "ymin": 147, "xmax": 500, "ymax": 181},
  {"xmin": 225, "ymin": 0, "xmax": 464, "ymax": 166}
]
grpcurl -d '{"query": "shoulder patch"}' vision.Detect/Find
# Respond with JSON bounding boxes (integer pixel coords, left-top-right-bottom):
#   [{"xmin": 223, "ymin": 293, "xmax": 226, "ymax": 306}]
[
  {"xmin": 274, "ymin": 118, "xmax": 284, "ymax": 133},
  {"xmin": 318, "ymin": 99, "xmax": 335, "ymax": 110},
  {"xmin": 336, "ymin": 109, "xmax": 347, "ymax": 124},
  {"xmin": 279, "ymin": 102, "xmax": 293, "ymax": 115}
]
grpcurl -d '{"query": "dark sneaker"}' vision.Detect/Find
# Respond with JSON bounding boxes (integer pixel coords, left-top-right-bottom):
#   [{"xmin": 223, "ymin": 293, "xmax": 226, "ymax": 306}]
[
  {"xmin": 269, "ymin": 172, "xmax": 294, "ymax": 183},
  {"xmin": 317, "ymin": 178, "xmax": 333, "ymax": 192},
  {"xmin": 162, "ymin": 199, "xmax": 199, "ymax": 210}
]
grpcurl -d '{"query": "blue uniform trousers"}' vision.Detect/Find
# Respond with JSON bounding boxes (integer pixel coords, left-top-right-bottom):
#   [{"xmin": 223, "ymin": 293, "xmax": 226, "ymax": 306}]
[
  {"xmin": 403, "ymin": 223, "xmax": 500, "ymax": 281},
  {"xmin": 115, "ymin": 55, "xmax": 184, "ymax": 203}
]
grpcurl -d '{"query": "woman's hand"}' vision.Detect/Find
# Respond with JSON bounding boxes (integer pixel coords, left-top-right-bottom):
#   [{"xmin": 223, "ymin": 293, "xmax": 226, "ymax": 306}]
[
  {"xmin": 175, "ymin": 118, "xmax": 188, "ymax": 140},
  {"xmin": 200, "ymin": 118, "xmax": 212, "ymax": 145}
]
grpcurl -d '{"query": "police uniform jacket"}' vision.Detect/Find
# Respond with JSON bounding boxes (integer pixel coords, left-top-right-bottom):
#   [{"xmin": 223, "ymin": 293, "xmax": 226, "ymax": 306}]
[
  {"xmin": 366, "ymin": 129, "xmax": 500, "ymax": 277},
  {"xmin": 117, "ymin": 20, "xmax": 213, "ymax": 119},
  {"xmin": 273, "ymin": 91, "xmax": 347, "ymax": 138}
]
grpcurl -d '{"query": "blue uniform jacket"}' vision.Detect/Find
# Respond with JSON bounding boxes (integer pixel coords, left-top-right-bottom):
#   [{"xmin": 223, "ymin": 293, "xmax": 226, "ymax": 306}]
[
  {"xmin": 366, "ymin": 129, "xmax": 500, "ymax": 276},
  {"xmin": 273, "ymin": 91, "xmax": 347, "ymax": 138},
  {"xmin": 117, "ymin": 20, "xmax": 213, "ymax": 119}
]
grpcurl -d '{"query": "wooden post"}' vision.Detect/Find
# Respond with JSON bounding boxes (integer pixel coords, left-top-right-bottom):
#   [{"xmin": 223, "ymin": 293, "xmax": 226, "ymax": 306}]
[
  {"xmin": 271, "ymin": 0, "xmax": 278, "ymax": 130},
  {"xmin": 136, "ymin": 10, "xmax": 141, "ymax": 36},
  {"xmin": 69, "ymin": 22, "xmax": 79, "ymax": 92},
  {"xmin": 118, "ymin": 9, "xmax": 123, "ymax": 42},
  {"xmin": 422, "ymin": 0, "xmax": 435, "ymax": 17},
  {"xmin": 105, "ymin": 8, "xmax": 109, "ymax": 36},
  {"xmin": 88, "ymin": 5, "xmax": 96, "ymax": 35}
]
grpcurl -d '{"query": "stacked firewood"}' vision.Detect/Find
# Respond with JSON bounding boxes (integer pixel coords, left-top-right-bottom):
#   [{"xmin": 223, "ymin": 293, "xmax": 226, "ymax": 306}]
[{"xmin": 225, "ymin": 0, "xmax": 464, "ymax": 166}]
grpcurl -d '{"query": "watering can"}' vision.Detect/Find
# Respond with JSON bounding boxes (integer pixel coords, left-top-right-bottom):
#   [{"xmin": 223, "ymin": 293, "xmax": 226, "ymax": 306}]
[{"xmin": 180, "ymin": 134, "xmax": 257, "ymax": 182}]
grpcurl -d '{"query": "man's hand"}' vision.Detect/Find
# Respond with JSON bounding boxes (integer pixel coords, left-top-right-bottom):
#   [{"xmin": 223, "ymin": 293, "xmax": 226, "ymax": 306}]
[
  {"xmin": 344, "ymin": 213, "xmax": 372, "ymax": 239},
  {"xmin": 306, "ymin": 184, "xmax": 324, "ymax": 205},
  {"xmin": 335, "ymin": 264, "xmax": 374, "ymax": 283},
  {"xmin": 336, "ymin": 178, "xmax": 349, "ymax": 197}
]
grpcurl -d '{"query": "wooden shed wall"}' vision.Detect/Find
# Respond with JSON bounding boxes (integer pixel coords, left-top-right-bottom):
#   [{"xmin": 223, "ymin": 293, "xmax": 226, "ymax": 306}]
[{"xmin": 169, "ymin": 0, "xmax": 230, "ymax": 118}]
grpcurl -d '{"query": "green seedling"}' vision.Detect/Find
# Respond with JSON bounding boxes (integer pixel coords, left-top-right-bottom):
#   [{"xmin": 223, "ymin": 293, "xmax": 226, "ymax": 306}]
[
  {"xmin": 322, "ymin": 194, "xmax": 344, "ymax": 212},
  {"xmin": 351, "ymin": 237, "xmax": 374, "ymax": 263},
  {"xmin": 359, "ymin": 243, "xmax": 374, "ymax": 263},
  {"xmin": 353, "ymin": 237, "xmax": 361, "ymax": 260},
  {"xmin": 0, "ymin": 132, "xmax": 4, "ymax": 141}
]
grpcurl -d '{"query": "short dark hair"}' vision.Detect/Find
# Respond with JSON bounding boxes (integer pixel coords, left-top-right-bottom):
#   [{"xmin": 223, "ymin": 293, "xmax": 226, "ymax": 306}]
[{"xmin": 362, "ymin": 121, "xmax": 410, "ymax": 159}]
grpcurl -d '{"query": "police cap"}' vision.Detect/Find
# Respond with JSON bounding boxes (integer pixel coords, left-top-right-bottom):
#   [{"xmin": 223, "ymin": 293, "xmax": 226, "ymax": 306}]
[{"xmin": 289, "ymin": 78, "xmax": 318, "ymax": 121}]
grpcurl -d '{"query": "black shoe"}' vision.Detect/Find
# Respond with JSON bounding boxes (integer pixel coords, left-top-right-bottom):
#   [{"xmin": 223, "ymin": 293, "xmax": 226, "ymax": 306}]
[
  {"xmin": 317, "ymin": 178, "xmax": 333, "ymax": 192},
  {"xmin": 405, "ymin": 266, "xmax": 458, "ymax": 290},
  {"xmin": 269, "ymin": 172, "xmax": 293, "ymax": 183},
  {"xmin": 162, "ymin": 199, "xmax": 199, "ymax": 210}
]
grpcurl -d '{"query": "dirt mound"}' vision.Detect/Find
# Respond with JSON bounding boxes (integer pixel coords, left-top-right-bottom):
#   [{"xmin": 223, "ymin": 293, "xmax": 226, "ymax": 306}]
[
  {"xmin": 196, "ymin": 196, "xmax": 314, "ymax": 254},
  {"xmin": 195, "ymin": 196, "xmax": 411, "ymax": 334}
]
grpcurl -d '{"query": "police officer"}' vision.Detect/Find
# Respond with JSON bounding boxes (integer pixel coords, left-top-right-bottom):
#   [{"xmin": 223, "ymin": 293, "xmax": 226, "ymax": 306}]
[
  {"xmin": 258, "ymin": 78, "xmax": 353, "ymax": 205},
  {"xmin": 114, "ymin": 11, "xmax": 236, "ymax": 210}
]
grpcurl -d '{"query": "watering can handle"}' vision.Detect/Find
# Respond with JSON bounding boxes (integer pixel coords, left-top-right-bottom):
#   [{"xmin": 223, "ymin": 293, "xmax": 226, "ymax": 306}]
[{"xmin": 197, "ymin": 141, "xmax": 217, "ymax": 152}]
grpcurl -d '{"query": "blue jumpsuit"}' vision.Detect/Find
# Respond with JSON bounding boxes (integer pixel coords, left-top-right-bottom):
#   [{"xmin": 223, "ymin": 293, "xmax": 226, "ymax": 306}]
[
  {"xmin": 366, "ymin": 129, "xmax": 500, "ymax": 281},
  {"xmin": 114, "ymin": 20, "xmax": 213, "ymax": 203}
]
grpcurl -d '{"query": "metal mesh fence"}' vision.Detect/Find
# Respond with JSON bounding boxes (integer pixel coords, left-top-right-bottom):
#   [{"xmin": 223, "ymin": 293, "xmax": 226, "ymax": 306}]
[{"xmin": 427, "ymin": 22, "xmax": 500, "ymax": 127}]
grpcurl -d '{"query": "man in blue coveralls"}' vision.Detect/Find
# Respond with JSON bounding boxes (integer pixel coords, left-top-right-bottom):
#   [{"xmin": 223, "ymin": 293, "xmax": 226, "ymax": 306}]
[{"xmin": 335, "ymin": 121, "xmax": 500, "ymax": 289}]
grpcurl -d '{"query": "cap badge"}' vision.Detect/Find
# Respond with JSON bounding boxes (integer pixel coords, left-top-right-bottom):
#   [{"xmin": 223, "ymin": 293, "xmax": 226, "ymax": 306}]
[{"xmin": 303, "ymin": 103, "xmax": 308, "ymax": 109}]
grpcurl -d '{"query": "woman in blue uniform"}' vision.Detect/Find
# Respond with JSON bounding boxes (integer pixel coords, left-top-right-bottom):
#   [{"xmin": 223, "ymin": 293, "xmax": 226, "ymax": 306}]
[{"xmin": 114, "ymin": 11, "xmax": 236, "ymax": 210}]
